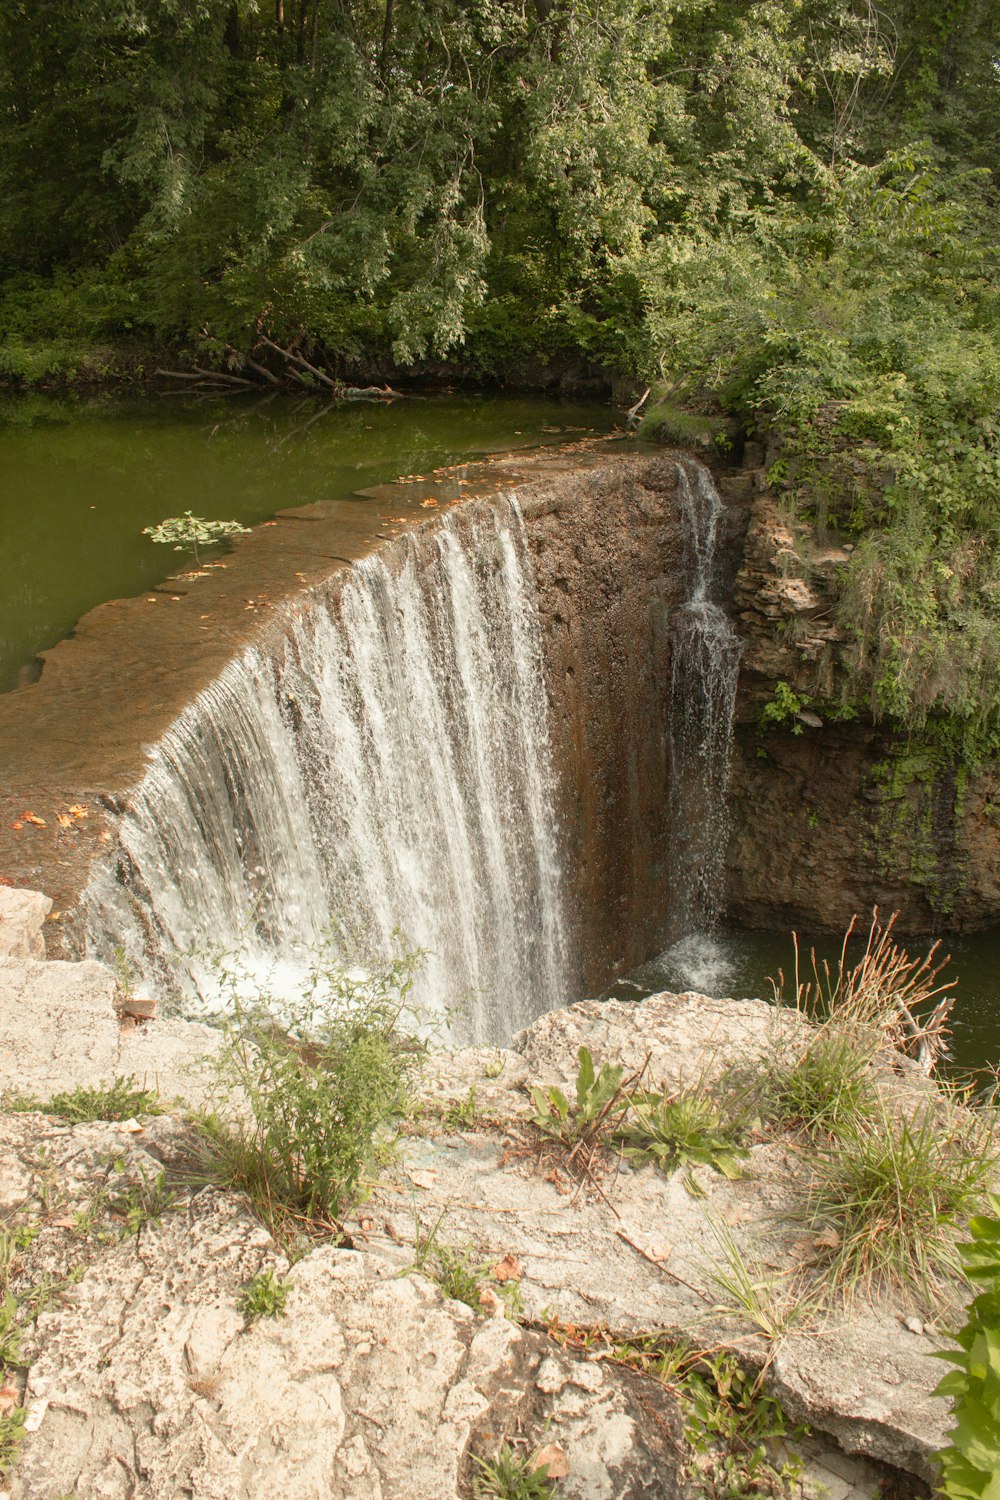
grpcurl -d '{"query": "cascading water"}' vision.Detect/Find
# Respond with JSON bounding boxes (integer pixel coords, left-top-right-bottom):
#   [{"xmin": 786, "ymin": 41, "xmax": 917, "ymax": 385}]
[
  {"xmin": 84, "ymin": 499, "xmax": 571, "ymax": 1044},
  {"xmin": 666, "ymin": 457, "xmax": 743, "ymax": 980}
]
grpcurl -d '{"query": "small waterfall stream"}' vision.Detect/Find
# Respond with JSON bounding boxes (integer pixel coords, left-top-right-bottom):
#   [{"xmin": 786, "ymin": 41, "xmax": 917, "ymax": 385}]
[
  {"xmin": 667, "ymin": 458, "xmax": 743, "ymax": 948},
  {"xmin": 84, "ymin": 499, "xmax": 571, "ymax": 1044}
]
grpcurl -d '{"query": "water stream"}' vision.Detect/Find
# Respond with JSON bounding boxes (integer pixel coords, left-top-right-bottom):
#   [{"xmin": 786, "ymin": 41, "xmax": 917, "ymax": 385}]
[
  {"xmin": 667, "ymin": 458, "xmax": 743, "ymax": 936},
  {"xmin": 84, "ymin": 498, "xmax": 570, "ymax": 1044}
]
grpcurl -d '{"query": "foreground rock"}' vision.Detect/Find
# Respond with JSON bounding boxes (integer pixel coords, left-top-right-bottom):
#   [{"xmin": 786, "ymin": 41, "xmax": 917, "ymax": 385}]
[
  {"xmin": 405, "ymin": 994, "xmax": 950, "ymax": 1481},
  {"xmin": 3, "ymin": 1116, "xmax": 687, "ymax": 1500},
  {"xmin": 0, "ymin": 921, "xmax": 945, "ymax": 1497}
]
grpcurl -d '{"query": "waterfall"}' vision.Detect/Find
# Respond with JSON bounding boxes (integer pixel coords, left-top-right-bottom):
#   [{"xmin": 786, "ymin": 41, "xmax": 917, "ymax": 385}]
[
  {"xmin": 84, "ymin": 499, "xmax": 571, "ymax": 1045},
  {"xmin": 668, "ymin": 457, "xmax": 742, "ymax": 937}
]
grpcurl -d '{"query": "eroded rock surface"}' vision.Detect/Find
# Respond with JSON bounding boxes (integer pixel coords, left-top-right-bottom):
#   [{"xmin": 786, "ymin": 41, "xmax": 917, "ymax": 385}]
[
  {"xmin": 0, "ymin": 912, "xmax": 938, "ymax": 1497},
  {"xmin": 0, "ymin": 956, "xmax": 223, "ymax": 1109}
]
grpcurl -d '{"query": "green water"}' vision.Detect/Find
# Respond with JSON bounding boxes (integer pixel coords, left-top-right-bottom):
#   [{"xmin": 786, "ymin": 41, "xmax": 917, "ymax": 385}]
[
  {"xmin": 0, "ymin": 391, "xmax": 614, "ymax": 692},
  {"xmin": 602, "ymin": 926, "xmax": 1000, "ymax": 1080}
]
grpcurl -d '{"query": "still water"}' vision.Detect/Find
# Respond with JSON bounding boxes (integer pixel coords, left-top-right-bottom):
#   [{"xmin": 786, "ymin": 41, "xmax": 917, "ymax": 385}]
[
  {"xmin": 0, "ymin": 391, "xmax": 613, "ymax": 692},
  {"xmin": 602, "ymin": 926, "xmax": 1000, "ymax": 1079}
]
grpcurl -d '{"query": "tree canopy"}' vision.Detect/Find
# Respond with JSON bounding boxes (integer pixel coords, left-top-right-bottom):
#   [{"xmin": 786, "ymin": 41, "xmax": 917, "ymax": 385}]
[{"xmin": 1, "ymin": 0, "xmax": 999, "ymax": 740}]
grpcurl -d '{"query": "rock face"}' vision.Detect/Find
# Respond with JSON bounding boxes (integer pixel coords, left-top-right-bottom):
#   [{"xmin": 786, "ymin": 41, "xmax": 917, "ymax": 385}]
[
  {"xmin": 726, "ymin": 479, "xmax": 1000, "ymax": 932},
  {"xmin": 518, "ymin": 453, "xmax": 704, "ymax": 990},
  {"xmin": 0, "ymin": 955, "xmax": 224, "ymax": 1110}
]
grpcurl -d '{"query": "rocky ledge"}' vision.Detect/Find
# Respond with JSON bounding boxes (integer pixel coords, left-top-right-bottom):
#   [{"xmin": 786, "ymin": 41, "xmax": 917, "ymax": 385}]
[{"xmin": 0, "ymin": 889, "xmax": 954, "ymax": 1499}]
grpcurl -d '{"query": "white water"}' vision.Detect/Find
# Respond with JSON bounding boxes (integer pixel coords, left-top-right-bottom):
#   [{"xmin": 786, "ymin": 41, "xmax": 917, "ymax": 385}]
[
  {"xmin": 84, "ymin": 500, "xmax": 571, "ymax": 1044},
  {"xmin": 668, "ymin": 458, "xmax": 743, "ymax": 935}
]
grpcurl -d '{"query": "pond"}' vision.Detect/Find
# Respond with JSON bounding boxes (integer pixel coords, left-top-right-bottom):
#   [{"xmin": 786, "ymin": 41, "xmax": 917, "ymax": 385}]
[{"xmin": 0, "ymin": 391, "xmax": 614, "ymax": 693}]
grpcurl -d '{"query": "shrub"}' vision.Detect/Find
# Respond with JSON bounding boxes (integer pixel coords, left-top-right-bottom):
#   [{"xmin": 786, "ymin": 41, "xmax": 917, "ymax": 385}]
[{"xmin": 196, "ymin": 949, "xmax": 423, "ymax": 1233}]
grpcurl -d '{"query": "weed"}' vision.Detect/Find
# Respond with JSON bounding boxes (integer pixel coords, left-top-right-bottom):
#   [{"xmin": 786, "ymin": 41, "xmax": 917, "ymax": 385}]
[
  {"xmin": 617, "ymin": 1084, "xmax": 748, "ymax": 1196},
  {"xmin": 788, "ymin": 1099, "xmax": 994, "ymax": 1308},
  {"xmin": 704, "ymin": 1221, "xmax": 818, "ymax": 1343},
  {"xmin": 442, "ymin": 1087, "xmax": 477, "ymax": 1130},
  {"xmin": 409, "ymin": 1214, "xmax": 492, "ymax": 1311},
  {"xmin": 7, "ymin": 1076, "xmax": 164, "ymax": 1123},
  {"xmin": 530, "ymin": 1046, "xmax": 643, "ymax": 1185},
  {"xmin": 0, "ymin": 1407, "xmax": 25, "ymax": 1482},
  {"xmin": 194, "ymin": 948, "xmax": 424, "ymax": 1235},
  {"xmin": 680, "ymin": 1351, "xmax": 803, "ymax": 1498},
  {"xmin": 108, "ymin": 1170, "xmax": 179, "ymax": 1236},
  {"xmin": 744, "ymin": 1026, "xmax": 878, "ymax": 1138},
  {"xmin": 0, "ymin": 1293, "xmax": 21, "ymax": 1369},
  {"xmin": 771, "ymin": 910, "xmax": 956, "ymax": 1074},
  {"xmin": 472, "ymin": 1442, "xmax": 557, "ymax": 1499},
  {"xmin": 483, "ymin": 1054, "xmax": 506, "ymax": 1080},
  {"xmin": 610, "ymin": 1336, "xmax": 803, "ymax": 1497},
  {"xmin": 238, "ymin": 1267, "xmax": 290, "ymax": 1323}
]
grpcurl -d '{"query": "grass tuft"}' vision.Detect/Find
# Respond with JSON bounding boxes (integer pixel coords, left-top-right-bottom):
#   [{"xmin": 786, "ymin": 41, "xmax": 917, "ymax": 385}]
[{"xmin": 787, "ymin": 1099, "xmax": 994, "ymax": 1309}]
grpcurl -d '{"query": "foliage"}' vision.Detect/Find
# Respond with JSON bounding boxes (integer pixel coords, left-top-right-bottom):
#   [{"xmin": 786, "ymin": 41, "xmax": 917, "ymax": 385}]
[
  {"xmin": 529, "ymin": 1046, "xmax": 629, "ymax": 1151},
  {"xmin": 471, "ymin": 1443, "xmax": 557, "ymax": 1500},
  {"xmin": 0, "ymin": 1407, "xmax": 25, "ymax": 1484},
  {"xmin": 680, "ymin": 1351, "xmax": 803, "ymax": 1499},
  {"xmin": 759, "ymin": 683, "xmax": 806, "ymax": 734},
  {"xmin": 615, "ymin": 1338, "xmax": 803, "ymax": 1499},
  {"xmin": 0, "ymin": 0, "xmax": 997, "ymax": 738},
  {"xmin": 195, "ymin": 948, "xmax": 423, "ymax": 1234},
  {"xmin": 142, "ymin": 512, "xmax": 249, "ymax": 563},
  {"xmin": 616, "ymin": 1085, "xmax": 749, "ymax": 1197},
  {"xmin": 934, "ymin": 1195, "xmax": 1000, "ymax": 1499},
  {"xmin": 5, "ymin": 1076, "xmax": 164, "ymax": 1124},
  {"xmin": 238, "ymin": 1268, "xmax": 291, "ymax": 1324}
]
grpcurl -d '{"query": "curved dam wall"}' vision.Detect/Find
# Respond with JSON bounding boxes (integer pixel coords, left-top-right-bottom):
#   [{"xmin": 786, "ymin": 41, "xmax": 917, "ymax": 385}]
[{"xmin": 0, "ymin": 446, "xmax": 726, "ymax": 1041}]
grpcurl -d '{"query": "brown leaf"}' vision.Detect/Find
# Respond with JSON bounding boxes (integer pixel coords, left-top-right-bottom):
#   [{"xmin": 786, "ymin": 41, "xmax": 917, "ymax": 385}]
[
  {"xmin": 532, "ymin": 1444, "xmax": 569, "ymax": 1478},
  {"xmin": 0, "ymin": 1386, "xmax": 18, "ymax": 1415},
  {"xmin": 491, "ymin": 1254, "xmax": 522, "ymax": 1283},
  {"xmin": 20, "ymin": 812, "xmax": 46, "ymax": 827},
  {"xmin": 56, "ymin": 813, "xmax": 74, "ymax": 829},
  {"xmin": 813, "ymin": 1227, "xmax": 841, "ymax": 1251},
  {"xmin": 405, "ymin": 1168, "xmax": 438, "ymax": 1190},
  {"xmin": 67, "ymin": 803, "xmax": 88, "ymax": 819}
]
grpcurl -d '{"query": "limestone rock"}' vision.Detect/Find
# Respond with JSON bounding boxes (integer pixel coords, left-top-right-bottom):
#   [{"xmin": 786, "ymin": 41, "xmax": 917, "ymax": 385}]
[
  {"xmin": 0, "ymin": 955, "xmax": 223, "ymax": 1109},
  {"xmin": 0, "ymin": 886, "xmax": 51, "ymax": 959},
  {"xmin": 7, "ymin": 1115, "xmax": 687, "ymax": 1500}
]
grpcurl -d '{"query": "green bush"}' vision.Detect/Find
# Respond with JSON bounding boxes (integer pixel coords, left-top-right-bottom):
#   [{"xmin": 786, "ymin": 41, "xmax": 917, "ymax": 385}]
[
  {"xmin": 935, "ymin": 1195, "xmax": 1000, "ymax": 1498},
  {"xmin": 197, "ymin": 949, "xmax": 424, "ymax": 1232}
]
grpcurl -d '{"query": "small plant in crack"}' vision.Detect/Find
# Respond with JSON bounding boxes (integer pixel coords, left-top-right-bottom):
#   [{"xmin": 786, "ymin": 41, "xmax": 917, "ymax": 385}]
[
  {"xmin": 471, "ymin": 1442, "xmax": 558, "ymax": 1499},
  {"xmin": 238, "ymin": 1267, "xmax": 291, "ymax": 1323}
]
